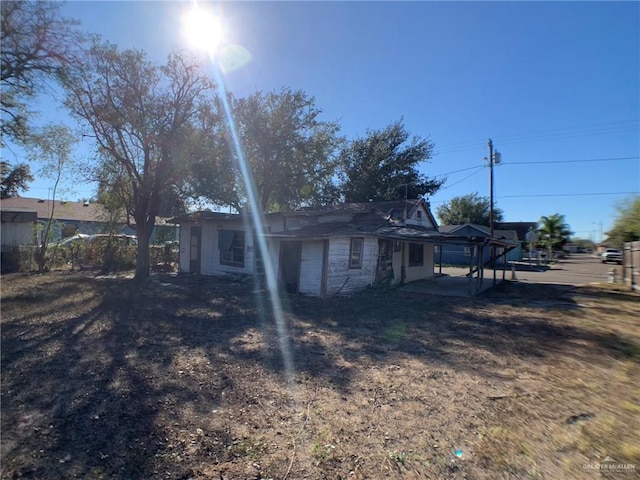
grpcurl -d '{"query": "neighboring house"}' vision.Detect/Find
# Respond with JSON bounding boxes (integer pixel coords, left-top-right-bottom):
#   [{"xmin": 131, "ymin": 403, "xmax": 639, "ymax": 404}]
[
  {"xmin": 1, "ymin": 209, "xmax": 38, "ymax": 272},
  {"xmin": 171, "ymin": 199, "xmax": 496, "ymax": 297},
  {"xmin": 437, "ymin": 223, "xmax": 520, "ymax": 265},
  {"xmin": 0, "ymin": 197, "xmax": 176, "ymax": 244},
  {"xmin": 496, "ymin": 221, "xmax": 538, "ymax": 258}
]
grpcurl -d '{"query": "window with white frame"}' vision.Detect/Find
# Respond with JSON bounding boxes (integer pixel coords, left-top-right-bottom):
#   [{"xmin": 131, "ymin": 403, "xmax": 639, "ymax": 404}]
[
  {"xmin": 464, "ymin": 246, "xmax": 473, "ymax": 256},
  {"xmin": 219, "ymin": 230, "xmax": 245, "ymax": 267},
  {"xmin": 349, "ymin": 238, "xmax": 364, "ymax": 269}
]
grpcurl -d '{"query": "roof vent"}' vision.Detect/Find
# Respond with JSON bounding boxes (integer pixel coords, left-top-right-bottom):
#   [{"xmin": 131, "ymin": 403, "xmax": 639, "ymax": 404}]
[{"xmin": 37, "ymin": 199, "xmax": 45, "ymax": 203}]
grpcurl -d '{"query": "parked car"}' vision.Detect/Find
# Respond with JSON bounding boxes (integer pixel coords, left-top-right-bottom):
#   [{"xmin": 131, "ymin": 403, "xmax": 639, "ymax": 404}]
[{"xmin": 601, "ymin": 248, "xmax": 622, "ymax": 264}]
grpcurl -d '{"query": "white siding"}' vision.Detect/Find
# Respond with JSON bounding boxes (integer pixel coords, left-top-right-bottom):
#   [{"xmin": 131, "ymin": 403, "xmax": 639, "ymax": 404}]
[
  {"xmin": 405, "ymin": 204, "xmax": 436, "ymax": 229},
  {"xmin": 298, "ymin": 241, "xmax": 324, "ymax": 296},
  {"xmin": 178, "ymin": 220, "xmax": 254, "ymax": 276},
  {"xmin": 1, "ymin": 223, "xmax": 34, "ymax": 247},
  {"xmin": 326, "ymin": 236, "xmax": 377, "ymax": 296},
  {"xmin": 177, "ymin": 223, "xmax": 190, "ymax": 273}
]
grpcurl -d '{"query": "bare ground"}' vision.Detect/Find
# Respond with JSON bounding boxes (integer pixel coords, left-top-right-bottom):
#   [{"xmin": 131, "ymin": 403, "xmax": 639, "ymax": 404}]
[{"xmin": 1, "ymin": 272, "xmax": 638, "ymax": 479}]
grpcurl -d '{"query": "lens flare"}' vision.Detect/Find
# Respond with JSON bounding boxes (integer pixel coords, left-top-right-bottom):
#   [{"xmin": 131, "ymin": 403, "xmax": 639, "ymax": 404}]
[
  {"xmin": 183, "ymin": 6, "xmax": 223, "ymax": 54},
  {"xmin": 187, "ymin": 0, "xmax": 295, "ymax": 382}
]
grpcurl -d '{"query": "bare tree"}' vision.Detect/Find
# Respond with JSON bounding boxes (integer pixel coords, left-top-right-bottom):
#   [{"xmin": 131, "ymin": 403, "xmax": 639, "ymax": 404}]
[
  {"xmin": 27, "ymin": 124, "xmax": 77, "ymax": 272},
  {"xmin": 64, "ymin": 40, "xmax": 213, "ymax": 278},
  {"xmin": 1, "ymin": 0, "xmax": 82, "ymax": 145}
]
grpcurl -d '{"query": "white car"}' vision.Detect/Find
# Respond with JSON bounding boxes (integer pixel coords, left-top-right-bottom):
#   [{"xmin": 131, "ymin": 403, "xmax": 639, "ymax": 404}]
[{"xmin": 601, "ymin": 248, "xmax": 622, "ymax": 265}]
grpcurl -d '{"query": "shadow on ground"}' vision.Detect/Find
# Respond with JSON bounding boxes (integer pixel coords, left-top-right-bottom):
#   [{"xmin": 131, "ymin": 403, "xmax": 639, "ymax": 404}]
[{"xmin": 1, "ymin": 272, "xmax": 638, "ymax": 478}]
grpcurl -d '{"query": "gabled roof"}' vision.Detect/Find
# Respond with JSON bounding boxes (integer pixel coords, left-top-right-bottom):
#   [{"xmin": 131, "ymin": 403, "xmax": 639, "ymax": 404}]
[
  {"xmin": 1, "ymin": 197, "xmax": 105, "ymax": 222},
  {"xmin": 291, "ymin": 198, "xmax": 438, "ymax": 228},
  {"xmin": 495, "ymin": 222, "xmax": 537, "ymax": 241},
  {"xmin": 438, "ymin": 223, "xmax": 519, "ymax": 242},
  {"xmin": 171, "ymin": 199, "xmax": 439, "ymax": 230},
  {"xmin": 1, "ymin": 197, "xmax": 174, "ymax": 226}
]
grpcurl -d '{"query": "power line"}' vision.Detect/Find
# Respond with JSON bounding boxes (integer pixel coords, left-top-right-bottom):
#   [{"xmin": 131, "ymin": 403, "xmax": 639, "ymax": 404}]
[
  {"xmin": 499, "ymin": 192, "xmax": 638, "ymax": 199},
  {"xmin": 438, "ymin": 167, "xmax": 484, "ymax": 191},
  {"xmin": 431, "ymin": 155, "xmax": 638, "ymax": 177},
  {"xmin": 431, "ymin": 165, "xmax": 485, "ymax": 178},
  {"xmin": 434, "ymin": 119, "xmax": 639, "ymax": 155},
  {"xmin": 503, "ymin": 156, "xmax": 639, "ymax": 165}
]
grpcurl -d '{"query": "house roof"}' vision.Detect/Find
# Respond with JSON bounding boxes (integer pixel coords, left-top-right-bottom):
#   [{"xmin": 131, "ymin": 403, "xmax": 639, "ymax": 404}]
[
  {"xmin": 495, "ymin": 222, "xmax": 537, "ymax": 241},
  {"xmin": 1, "ymin": 197, "xmax": 105, "ymax": 222},
  {"xmin": 1, "ymin": 197, "xmax": 175, "ymax": 226},
  {"xmin": 439, "ymin": 223, "xmax": 519, "ymax": 242},
  {"xmin": 170, "ymin": 199, "xmax": 439, "ymax": 229},
  {"xmin": 292, "ymin": 199, "xmax": 439, "ymax": 227}
]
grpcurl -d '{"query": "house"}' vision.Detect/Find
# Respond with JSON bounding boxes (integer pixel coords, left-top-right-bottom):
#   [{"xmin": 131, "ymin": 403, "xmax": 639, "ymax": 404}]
[
  {"xmin": 495, "ymin": 221, "xmax": 538, "ymax": 257},
  {"xmin": 0, "ymin": 197, "xmax": 176, "ymax": 244},
  {"xmin": 437, "ymin": 223, "xmax": 520, "ymax": 265},
  {"xmin": 171, "ymin": 199, "xmax": 497, "ymax": 297},
  {"xmin": 1, "ymin": 208, "xmax": 38, "ymax": 272}
]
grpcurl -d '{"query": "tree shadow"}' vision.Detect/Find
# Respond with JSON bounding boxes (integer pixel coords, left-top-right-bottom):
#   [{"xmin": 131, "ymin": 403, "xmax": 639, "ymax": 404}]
[{"xmin": 1, "ymin": 274, "xmax": 638, "ymax": 479}]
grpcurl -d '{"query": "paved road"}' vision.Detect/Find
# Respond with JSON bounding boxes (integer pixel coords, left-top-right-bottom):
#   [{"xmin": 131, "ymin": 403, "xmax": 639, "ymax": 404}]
[
  {"xmin": 438, "ymin": 253, "xmax": 621, "ymax": 287},
  {"xmin": 514, "ymin": 253, "xmax": 617, "ymax": 286}
]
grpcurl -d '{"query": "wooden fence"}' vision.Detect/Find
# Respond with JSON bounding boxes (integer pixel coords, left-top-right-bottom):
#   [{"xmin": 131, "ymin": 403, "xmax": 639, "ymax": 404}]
[{"xmin": 623, "ymin": 241, "xmax": 640, "ymax": 291}]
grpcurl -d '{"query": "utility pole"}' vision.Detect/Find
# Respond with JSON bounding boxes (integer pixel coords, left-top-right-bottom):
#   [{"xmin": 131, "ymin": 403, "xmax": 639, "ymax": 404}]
[
  {"xmin": 488, "ymin": 139, "xmax": 494, "ymax": 239},
  {"xmin": 485, "ymin": 139, "xmax": 501, "ymax": 285}
]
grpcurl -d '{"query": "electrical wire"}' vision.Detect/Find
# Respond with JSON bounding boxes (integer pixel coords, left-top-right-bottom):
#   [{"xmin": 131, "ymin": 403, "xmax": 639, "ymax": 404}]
[
  {"xmin": 503, "ymin": 156, "xmax": 639, "ymax": 165},
  {"xmin": 438, "ymin": 167, "xmax": 485, "ymax": 191},
  {"xmin": 434, "ymin": 119, "xmax": 639, "ymax": 155},
  {"xmin": 499, "ymin": 192, "xmax": 638, "ymax": 199}
]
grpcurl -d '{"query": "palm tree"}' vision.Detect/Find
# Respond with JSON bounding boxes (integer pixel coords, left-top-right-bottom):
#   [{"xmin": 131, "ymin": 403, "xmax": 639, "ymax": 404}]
[{"xmin": 537, "ymin": 214, "xmax": 572, "ymax": 262}]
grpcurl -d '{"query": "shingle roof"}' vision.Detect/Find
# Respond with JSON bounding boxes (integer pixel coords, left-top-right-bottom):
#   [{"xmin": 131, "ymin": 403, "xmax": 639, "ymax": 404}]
[
  {"xmin": 1, "ymin": 197, "xmax": 174, "ymax": 225},
  {"xmin": 1, "ymin": 197, "xmax": 105, "ymax": 222}
]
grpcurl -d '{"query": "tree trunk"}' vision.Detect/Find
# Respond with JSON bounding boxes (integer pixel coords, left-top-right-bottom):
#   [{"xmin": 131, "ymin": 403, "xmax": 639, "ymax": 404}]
[{"xmin": 135, "ymin": 222, "xmax": 152, "ymax": 279}]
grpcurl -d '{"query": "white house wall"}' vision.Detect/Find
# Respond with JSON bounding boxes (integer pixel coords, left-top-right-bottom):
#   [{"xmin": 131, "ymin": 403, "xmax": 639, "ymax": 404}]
[
  {"xmin": 178, "ymin": 220, "xmax": 255, "ymax": 276},
  {"xmin": 391, "ymin": 242, "xmax": 435, "ymax": 284},
  {"xmin": 325, "ymin": 237, "xmax": 377, "ymax": 296},
  {"xmin": 405, "ymin": 204, "xmax": 436, "ymax": 229},
  {"xmin": 0, "ymin": 223, "xmax": 34, "ymax": 247}
]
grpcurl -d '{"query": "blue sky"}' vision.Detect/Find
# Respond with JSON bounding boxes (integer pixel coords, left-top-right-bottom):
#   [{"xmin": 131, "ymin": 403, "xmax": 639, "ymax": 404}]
[{"xmin": 4, "ymin": 1, "xmax": 639, "ymax": 242}]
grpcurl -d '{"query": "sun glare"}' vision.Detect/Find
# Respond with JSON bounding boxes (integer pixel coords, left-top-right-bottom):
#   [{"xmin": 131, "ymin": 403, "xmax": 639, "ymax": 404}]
[{"xmin": 183, "ymin": 6, "xmax": 223, "ymax": 54}]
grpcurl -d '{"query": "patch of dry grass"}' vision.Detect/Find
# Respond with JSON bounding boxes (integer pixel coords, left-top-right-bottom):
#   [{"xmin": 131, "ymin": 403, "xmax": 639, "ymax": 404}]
[{"xmin": 1, "ymin": 272, "xmax": 638, "ymax": 479}]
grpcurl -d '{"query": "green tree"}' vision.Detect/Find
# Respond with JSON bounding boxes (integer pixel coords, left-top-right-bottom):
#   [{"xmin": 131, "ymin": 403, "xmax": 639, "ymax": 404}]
[
  {"xmin": 537, "ymin": 213, "xmax": 572, "ymax": 261},
  {"xmin": 435, "ymin": 192, "xmax": 503, "ymax": 226},
  {"xmin": 189, "ymin": 88, "xmax": 342, "ymax": 212},
  {"xmin": 1, "ymin": 1, "xmax": 82, "ymax": 145},
  {"xmin": 26, "ymin": 124, "xmax": 77, "ymax": 272},
  {"xmin": 64, "ymin": 41, "xmax": 212, "ymax": 278},
  {"xmin": 605, "ymin": 196, "xmax": 640, "ymax": 247},
  {"xmin": 337, "ymin": 120, "xmax": 442, "ymax": 203},
  {"xmin": 0, "ymin": 161, "xmax": 33, "ymax": 198}
]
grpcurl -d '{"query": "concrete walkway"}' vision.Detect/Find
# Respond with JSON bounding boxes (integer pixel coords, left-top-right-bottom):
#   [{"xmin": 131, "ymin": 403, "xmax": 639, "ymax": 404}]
[{"xmin": 399, "ymin": 268, "xmax": 507, "ymax": 297}]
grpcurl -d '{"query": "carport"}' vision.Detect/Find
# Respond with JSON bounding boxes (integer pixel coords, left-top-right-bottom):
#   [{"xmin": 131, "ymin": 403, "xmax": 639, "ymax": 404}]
[{"xmin": 391, "ymin": 235, "xmax": 516, "ymax": 297}]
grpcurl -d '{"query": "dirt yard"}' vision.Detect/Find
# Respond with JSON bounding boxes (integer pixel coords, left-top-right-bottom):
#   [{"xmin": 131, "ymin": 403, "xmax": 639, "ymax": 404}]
[{"xmin": 1, "ymin": 272, "xmax": 638, "ymax": 479}]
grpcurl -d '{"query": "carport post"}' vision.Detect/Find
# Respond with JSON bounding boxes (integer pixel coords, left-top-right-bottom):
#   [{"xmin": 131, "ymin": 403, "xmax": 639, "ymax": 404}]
[
  {"xmin": 477, "ymin": 245, "xmax": 483, "ymax": 292},
  {"xmin": 468, "ymin": 246, "xmax": 474, "ymax": 295}
]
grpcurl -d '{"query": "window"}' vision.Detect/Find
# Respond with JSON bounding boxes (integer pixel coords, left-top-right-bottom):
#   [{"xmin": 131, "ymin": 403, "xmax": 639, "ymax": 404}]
[
  {"xmin": 416, "ymin": 210, "xmax": 423, "ymax": 220},
  {"xmin": 219, "ymin": 230, "xmax": 245, "ymax": 267},
  {"xmin": 464, "ymin": 246, "xmax": 473, "ymax": 256},
  {"xmin": 434, "ymin": 245, "xmax": 440, "ymax": 254},
  {"xmin": 408, "ymin": 243, "xmax": 424, "ymax": 266},
  {"xmin": 349, "ymin": 238, "xmax": 364, "ymax": 269}
]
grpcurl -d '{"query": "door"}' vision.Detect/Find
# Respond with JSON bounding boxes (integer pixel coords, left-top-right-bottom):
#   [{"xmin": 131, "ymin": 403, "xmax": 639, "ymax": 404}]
[
  {"xmin": 189, "ymin": 226, "xmax": 202, "ymax": 274},
  {"xmin": 375, "ymin": 239, "xmax": 394, "ymax": 284},
  {"xmin": 279, "ymin": 241, "xmax": 302, "ymax": 293}
]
